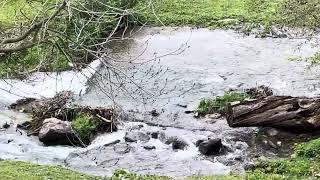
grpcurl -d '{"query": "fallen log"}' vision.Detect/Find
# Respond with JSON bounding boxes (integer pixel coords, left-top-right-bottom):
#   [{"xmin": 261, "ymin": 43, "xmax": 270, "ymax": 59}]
[{"xmin": 226, "ymin": 96, "xmax": 320, "ymax": 132}]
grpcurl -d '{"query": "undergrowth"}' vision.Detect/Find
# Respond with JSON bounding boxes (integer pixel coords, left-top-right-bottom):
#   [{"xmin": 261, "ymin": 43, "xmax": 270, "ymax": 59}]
[
  {"xmin": 71, "ymin": 114, "xmax": 97, "ymax": 143},
  {"xmin": 197, "ymin": 91, "xmax": 249, "ymax": 115}
]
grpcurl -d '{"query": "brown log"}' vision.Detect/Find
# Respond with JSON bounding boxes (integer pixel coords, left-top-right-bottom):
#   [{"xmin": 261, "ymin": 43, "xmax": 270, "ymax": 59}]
[{"xmin": 226, "ymin": 96, "xmax": 320, "ymax": 132}]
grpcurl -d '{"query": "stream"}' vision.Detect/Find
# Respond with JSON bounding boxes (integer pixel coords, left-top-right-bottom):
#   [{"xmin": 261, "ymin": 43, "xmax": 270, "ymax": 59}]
[{"xmin": 0, "ymin": 27, "xmax": 320, "ymax": 178}]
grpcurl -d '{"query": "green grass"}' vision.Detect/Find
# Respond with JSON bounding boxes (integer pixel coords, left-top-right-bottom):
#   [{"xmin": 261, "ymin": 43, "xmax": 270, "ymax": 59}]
[
  {"xmin": 138, "ymin": 0, "xmax": 320, "ymax": 30},
  {"xmin": 197, "ymin": 91, "xmax": 249, "ymax": 115},
  {"xmin": 0, "ymin": 0, "xmax": 60, "ymax": 26},
  {"xmin": 72, "ymin": 114, "xmax": 97, "ymax": 142},
  {"xmin": 0, "ymin": 160, "xmax": 99, "ymax": 180},
  {"xmin": 137, "ymin": 0, "xmax": 282, "ymax": 29}
]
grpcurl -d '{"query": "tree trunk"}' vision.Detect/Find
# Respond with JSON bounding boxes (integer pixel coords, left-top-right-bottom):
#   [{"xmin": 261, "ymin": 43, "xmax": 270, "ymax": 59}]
[{"xmin": 226, "ymin": 96, "xmax": 320, "ymax": 132}]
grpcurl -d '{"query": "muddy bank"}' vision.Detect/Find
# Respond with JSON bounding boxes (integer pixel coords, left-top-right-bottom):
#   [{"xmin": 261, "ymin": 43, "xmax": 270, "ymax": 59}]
[{"xmin": 1, "ymin": 27, "xmax": 320, "ymax": 177}]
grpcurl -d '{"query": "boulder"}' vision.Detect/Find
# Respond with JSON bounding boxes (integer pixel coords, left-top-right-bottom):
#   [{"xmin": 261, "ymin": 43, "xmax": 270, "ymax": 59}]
[
  {"xmin": 199, "ymin": 138, "xmax": 222, "ymax": 156},
  {"xmin": 124, "ymin": 131, "xmax": 150, "ymax": 142},
  {"xmin": 151, "ymin": 132, "xmax": 159, "ymax": 139},
  {"xmin": 38, "ymin": 118, "xmax": 74, "ymax": 145},
  {"xmin": 163, "ymin": 136, "xmax": 188, "ymax": 150},
  {"xmin": 195, "ymin": 139, "xmax": 205, "ymax": 147},
  {"xmin": 143, "ymin": 145, "xmax": 156, "ymax": 150},
  {"xmin": 172, "ymin": 139, "xmax": 188, "ymax": 150}
]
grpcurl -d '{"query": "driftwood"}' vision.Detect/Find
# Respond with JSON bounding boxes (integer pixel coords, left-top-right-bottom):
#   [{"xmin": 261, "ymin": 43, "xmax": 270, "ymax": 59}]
[{"xmin": 226, "ymin": 96, "xmax": 320, "ymax": 132}]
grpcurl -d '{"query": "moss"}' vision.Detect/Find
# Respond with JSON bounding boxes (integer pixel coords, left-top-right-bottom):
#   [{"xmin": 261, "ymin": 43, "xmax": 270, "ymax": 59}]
[
  {"xmin": 0, "ymin": 160, "xmax": 99, "ymax": 180},
  {"xmin": 197, "ymin": 91, "xmax": 249, "ymax": 115},
  {"xmin": 71, "ymin": 114, "xmax": 97, "ymax": 142}
]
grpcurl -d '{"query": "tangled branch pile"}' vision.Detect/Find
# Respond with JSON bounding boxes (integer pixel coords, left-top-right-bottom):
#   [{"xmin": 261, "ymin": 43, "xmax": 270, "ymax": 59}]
[{"xmin": 10, "ymin": 91, "xmax": 116, "ymax": 140}]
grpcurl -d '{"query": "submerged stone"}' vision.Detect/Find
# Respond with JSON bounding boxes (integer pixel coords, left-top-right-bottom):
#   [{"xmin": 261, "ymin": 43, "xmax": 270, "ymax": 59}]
[
  {"xmin": 199, "ymin": 138, "xmax": 222, "ymax": 156},
  {"xmin": 124, "ymin": 131, "xmax": 150, "ymax": 142}
]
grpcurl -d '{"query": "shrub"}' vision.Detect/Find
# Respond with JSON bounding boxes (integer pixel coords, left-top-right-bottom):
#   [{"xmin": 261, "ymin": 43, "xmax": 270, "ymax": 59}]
[{"xmin": 71, "ymin": 114, "xmax": 97, "ymax": 142}]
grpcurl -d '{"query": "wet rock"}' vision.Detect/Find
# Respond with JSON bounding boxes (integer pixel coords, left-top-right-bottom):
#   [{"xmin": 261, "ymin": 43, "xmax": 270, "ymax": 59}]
[
  {"xmin": 235, "ymin": 141, "xmax": 248, "ymax": 150},
  {"xmin": 266, "ymin": 128, "xmax": 279, "ymax": 136},
  {"xmin": 114, "ymin": 143, "xmax": 132, "ymax": 154},
  {"xmin": 150, "ymin": 109, "xmax": 160, "ymax": 117},
  {"xmin": 38, "ymin": 118, "xmax": 74, "ymax": 145},
  {"xmin": 151, "ymin": 132, "xmax": 159, "ymax": 139},
  {"xmin": 195, "ymin": 139, "xmax": 205, "ymax": 147},
  {"xmin": 244, "ymin": 162, "xmax": 255, "ymax": 170},
  {"xmin": 245, "ymin": 85, "xmax": 273, "ymax": 99},
  {"xmin": 127, "ymin": 124, "xmax": 144, "ymax": 131},
  {"xmin": 184, "ymin": 110, "xmax": 194, "ymax": 114},
  {"xmin": 143, "ymin": 145, "xmax": 156, "ymax": 150},
  {"xmin": 206, "ymin": 113, "xmax": 222, "ymax": 119},
  {"xmin": 158, "ymin": 132, "xmax": 167, "ymax": 142},
  {"xmin": 17, "ymin": 121, "xmax": 32, "ymax": 130},
  {"xmin": 162, "ymin": 136, "xmax": 188, "ymax": 150},
  {"xmin": 2, "ymin": 122, "xmax": 10, "ymax": 129},
  {"xmin": 103, "ymin": 140, "xmax": 121, "ymax": 147},
  {"xmin": 199, "ymin": 138, "xmax": 222, "ymax": 156},
  {"xmin": 270, "ymin": 26, "xmax": 288, "ymax": 38},
  {"xmin": 176, "ymin": 104, "xmax": 187, "ymax": 108},
  {"xmin": 268, "ymin": 140, "xmax": 278, "ymax": 149},
  {"xmin": 172, "ymin": 139, "xmax": 188, "ymax": 150},
  {"xmin": 124, "ymin": 131, "xmax": 150, "ymax": 142}
]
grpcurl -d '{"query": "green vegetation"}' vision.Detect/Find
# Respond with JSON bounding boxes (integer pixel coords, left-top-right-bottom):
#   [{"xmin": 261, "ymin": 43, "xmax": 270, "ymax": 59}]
[
  {"xmin": 137, "ymin": 0, "xmax": 280, "ymax": 29},
  {"xmin": 289, "ymin": 52, "xmax": 320, "ymax": 66},
  {"xmin": 0, "ymin": 0, "xmax": 137, "ymax": 77},
  {"xmin": 294, "ymin": 138, "xmax": 320, "ymax": 158},
  {"xmin": 249, "ymin": 138, "xmax": 320, "ymax": 179},
  {"xmin": 112, "ymin": 169, "xmax": 171, "ymax": 180},
  {"xmin": 138, "ymin": 0, "xmax": 320, "ymax": 30},
  {"xmin": 71, "ymin": 114, "xmax": 97, "ymax": 142},
  {"xmin": 0, "ymin": 160, "xmax": 99, "ymax": 180},
  {"xmin": 1, "ymin": 0, "xmax": 320, "ymax": 77},
  {"xmin": 197, "ymin": 91, "xmax": 249, "ymax": 115}
]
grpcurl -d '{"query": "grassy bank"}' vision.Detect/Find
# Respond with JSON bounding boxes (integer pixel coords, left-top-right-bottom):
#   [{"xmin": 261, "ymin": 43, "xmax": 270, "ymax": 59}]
[
  {"xmin": 4, "ymin": 136, "xmax": 320, "ymax": 179},
  {"xmin": 137, "ymin": 0, "xmax": 281, "ymax": 29},
  {"xmin": 0, "ymin": 161, "xmax": 98, "ymax": 180},
  {"xmin": 4, "ymin": 136, "xmax": 320, "ymax": 180},
  {"xmin": 138, "ymin": 0, "xmax": 320, "ymax": 29}
]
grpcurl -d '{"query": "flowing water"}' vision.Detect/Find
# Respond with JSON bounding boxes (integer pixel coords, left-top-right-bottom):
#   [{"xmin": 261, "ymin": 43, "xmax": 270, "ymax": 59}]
[{"xmin": 0, "ymin": 27, "xmax": 320, "ymax": 177}]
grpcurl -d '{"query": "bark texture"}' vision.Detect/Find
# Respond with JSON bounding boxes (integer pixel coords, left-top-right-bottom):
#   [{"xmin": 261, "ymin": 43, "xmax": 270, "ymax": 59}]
[{"xmin": 226, "ymin": 96, "xmax": 320, "ymax": 132}]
